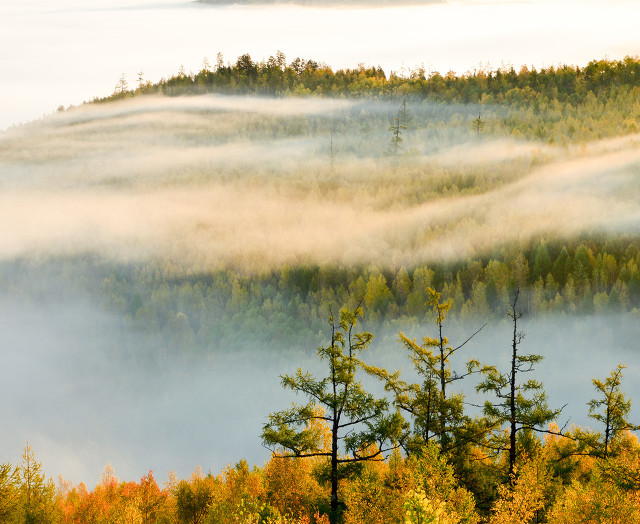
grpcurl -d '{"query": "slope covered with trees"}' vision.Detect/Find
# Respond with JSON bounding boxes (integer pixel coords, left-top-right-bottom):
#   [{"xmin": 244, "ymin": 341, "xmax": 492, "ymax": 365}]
[{"xmin": 98, "ymin": 52, "xmax": 640, "ymax": 143}]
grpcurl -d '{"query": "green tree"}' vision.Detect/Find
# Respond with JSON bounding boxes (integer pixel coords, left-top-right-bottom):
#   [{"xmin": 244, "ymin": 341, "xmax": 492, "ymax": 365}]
[
  {"xmin": 587, "ymin": 364, "xmax": 639, "ymax": 459},
  {"xmin": 367, "ymin": 288, "xmax": 489, "ymax": 453},
  {"xmin": 552, "ymin": 246, "xmax": 572, "ymax": 286},
  {"xmin": 532, "ymin": 240, "xmax": 551, "ymax": 281},
  {"xmin": 261, "ymin": 306, "xmax": 404, "ymax": 524},
  {"xmin": 18, "ymin": 443, "xmax": 58, "ymax": 524},
  {"xmin": 472, "ymin": 111, "xmax": 485, "ymax": 134},
  {"xmin": 477, "ymin": 286, "xmax": 562, "ymax": 478}
]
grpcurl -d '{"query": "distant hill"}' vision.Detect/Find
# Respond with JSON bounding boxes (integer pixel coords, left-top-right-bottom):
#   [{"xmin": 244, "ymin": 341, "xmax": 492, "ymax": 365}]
[{"xmin": 195, "ymin": 0, "xmax": 444, "ymax": 5}]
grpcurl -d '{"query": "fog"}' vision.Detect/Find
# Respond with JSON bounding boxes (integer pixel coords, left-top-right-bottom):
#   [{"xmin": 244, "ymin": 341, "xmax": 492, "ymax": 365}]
[
  {"xmin": 2, "ymin": 0, "xmax": 640, "ymax": 494},
  {"xmin": 3, "ymin": 0, "xmax": 640, "ymax": 130},
  {"xmin": 382, "ymin": 314, "xmax": 640, "ymax": 429},
  {"xmin": 0, "ymin": 296, "xmax": 294, "ymax": 485},
  {"xmin": 1, "ymin": 96, "xmax": 639, "ymax": 271},
  {"xmin": 2, "ymin": 290, "xmax": 638, "ymax": 486},
  {"xmin": 2, "ymin": 89, "xmax": 640, "ymax": 487}
]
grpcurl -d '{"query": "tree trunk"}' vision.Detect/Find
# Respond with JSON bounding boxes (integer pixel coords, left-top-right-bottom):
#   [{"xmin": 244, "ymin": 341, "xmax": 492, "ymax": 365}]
[
  {"xmin": 330, "ymin": 420, "xmax": 339, "ymax": 524},
  {"xmin": 604, "ymin": 405, "xmax": 611, "ymax": 459},
  {"xmin": 509, "ymin": 290, "xmax": 519, "ymax": 479}
]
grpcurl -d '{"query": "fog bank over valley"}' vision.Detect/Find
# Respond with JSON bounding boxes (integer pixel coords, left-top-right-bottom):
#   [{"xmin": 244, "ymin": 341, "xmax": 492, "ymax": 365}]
[
  {"xmin": 2, "ymin": 96, "xmax": 640, "ymax": 271},
  {"xmin": 1, "ymin": 289, "xmax": 638, "ymax": 485}
]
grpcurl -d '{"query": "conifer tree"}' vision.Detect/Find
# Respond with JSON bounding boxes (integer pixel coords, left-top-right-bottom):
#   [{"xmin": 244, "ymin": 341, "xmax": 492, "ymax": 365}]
[
  {"xmin": 262, "ymin": 306, "xmax": 404, "ymax": 524},
  {"xmin": 588, "ymin": 364, "xmax": 639, "ymax": 458},
  {"xmin": 0, "ymin": 463, "xmax": 19, "ymax": 522},
  {"xmin": 477, "ymin": 286, "xmax": 562, "ymax": 478},
  {"xmin": 367, "ymin": 288, "xmax": 489, "ymax": 453},
  {"xmin": 18, "ymin": 443, "xmax": 57, "ymax": 524},
  {"xmin": 472, "ymin": 112, "xmax": 485, "ymax": 135},
  {"xmin": 388, "ymin": 98, "xmax": 409, "ymax": 155}
]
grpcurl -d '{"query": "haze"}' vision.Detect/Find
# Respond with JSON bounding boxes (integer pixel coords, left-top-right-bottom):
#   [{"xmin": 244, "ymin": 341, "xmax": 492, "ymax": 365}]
[
  {"xmin": 3, "ymin": 0, "xmax": 640, "ymax": 491},
  {"xmin": 3, "ymin": 0, "xmax": 640, "ymax": 129},
  {"xmin": 2, "ymin": 294, "xmax": 637, "ymax": 486}
]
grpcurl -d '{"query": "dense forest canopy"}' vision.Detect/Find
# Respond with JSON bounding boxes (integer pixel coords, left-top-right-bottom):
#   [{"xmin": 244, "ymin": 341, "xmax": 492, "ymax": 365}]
[{"xmin": 97, "ymin": 52, "xmax": 640, "ymax": 142}]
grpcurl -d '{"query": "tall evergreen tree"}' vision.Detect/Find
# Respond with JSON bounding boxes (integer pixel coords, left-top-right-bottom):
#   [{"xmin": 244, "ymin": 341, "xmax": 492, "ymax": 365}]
[
  {"xmin": 366, "ymin": 288, "xmax": 489, "ymax": 453},
  {"xmin": 262, "ymin": 306, "xmax": 404, "ymax": 524},
  {"xmin": 388, "ymin": 98, "xmax": 410, "ymax": 155}
]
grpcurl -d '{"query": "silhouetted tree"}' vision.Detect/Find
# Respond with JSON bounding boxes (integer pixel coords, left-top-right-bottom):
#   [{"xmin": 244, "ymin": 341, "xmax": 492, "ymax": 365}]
[{"xmin": 478, "ymin": 286, "xmax": 562, "ymax": 478}]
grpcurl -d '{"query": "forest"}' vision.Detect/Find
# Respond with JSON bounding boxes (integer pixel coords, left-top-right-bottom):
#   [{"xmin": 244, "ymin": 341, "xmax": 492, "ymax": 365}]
[{"xmin": 2, "ymin": 52, "xmax": 640, "ymax": 522}]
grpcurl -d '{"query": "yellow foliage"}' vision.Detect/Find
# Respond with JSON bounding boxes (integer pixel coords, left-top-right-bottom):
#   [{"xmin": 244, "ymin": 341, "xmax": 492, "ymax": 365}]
[
  {"xmin": 548, "ymin": 470, "xmax": 640, "ymax": 524},
  {"xmin": 488, "ymin": 459, "xmax": 547, "ymax": 524},
  {"xmin": 343, "ymin": 445, "xmax": 478, "ymax": 524},
  {"xmin": 263, "ymin": 454, "xmax": 325, "ymax": 521},
  {"xmin": 404, "ymin": 487, "xmax": 459, "ymax": 524}
]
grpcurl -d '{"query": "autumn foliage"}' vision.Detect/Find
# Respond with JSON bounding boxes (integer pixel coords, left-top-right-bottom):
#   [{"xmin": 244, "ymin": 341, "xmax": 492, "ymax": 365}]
[{"xmin": 1, "ymin": 426, "xmax": 638, "ymax": 524}]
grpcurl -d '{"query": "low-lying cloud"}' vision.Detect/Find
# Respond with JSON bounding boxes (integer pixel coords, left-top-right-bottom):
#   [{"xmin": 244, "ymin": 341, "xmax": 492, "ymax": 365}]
[{"xmin": 1, "ymin": 96, "xmax": 640, "ymax": 271}]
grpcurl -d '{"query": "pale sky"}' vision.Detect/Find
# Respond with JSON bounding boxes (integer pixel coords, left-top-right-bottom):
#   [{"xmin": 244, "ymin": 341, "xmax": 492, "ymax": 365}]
[{"xmin": 1, "ymin": 0, "xmax": 640, "ymax": 130}]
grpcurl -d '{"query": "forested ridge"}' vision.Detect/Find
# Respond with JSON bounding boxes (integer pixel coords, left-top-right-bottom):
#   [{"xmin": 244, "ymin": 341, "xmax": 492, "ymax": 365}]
[
  {"xmin": 96, "ymin": 53, "xmax": 640, "ymax": 143},
  {"xmin": 4, "ymin": 234, "xmax": 640, "ymax": 353},
  {"xmin": 3, "ymin": 52, "xmax": 640, "ymax": 523}
]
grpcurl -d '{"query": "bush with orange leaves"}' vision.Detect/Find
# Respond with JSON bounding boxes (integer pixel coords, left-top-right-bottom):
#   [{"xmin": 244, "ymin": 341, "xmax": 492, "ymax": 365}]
[
  {"xmin": 262, "ymin": 454, "xmax": 326, "ymax": 521},
  {"xmin": 59, "ymin": 465, "xmax": 173, "ymax": 524}
]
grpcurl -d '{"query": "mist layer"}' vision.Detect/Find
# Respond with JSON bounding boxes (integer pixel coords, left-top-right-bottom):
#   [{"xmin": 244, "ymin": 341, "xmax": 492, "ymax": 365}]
[{"xmin": 2, "ymin": 96, "xmax": 639, "ymax": 271}]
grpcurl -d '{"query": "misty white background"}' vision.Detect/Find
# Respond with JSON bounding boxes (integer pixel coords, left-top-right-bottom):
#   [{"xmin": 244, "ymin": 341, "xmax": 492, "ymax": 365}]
[{"xmin": 2, "ymin": 0, "xmax": 640, "ymax": 130}]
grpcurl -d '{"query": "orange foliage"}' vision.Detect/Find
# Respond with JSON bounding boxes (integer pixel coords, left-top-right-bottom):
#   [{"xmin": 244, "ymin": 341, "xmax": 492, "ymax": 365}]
[
  {"xmin": 263, "ymin": 454, "xmax": 325, "ymax": 520},
  {"xmin": 57, "ymin": 466, "xmax": 172, "ymax": 524}
]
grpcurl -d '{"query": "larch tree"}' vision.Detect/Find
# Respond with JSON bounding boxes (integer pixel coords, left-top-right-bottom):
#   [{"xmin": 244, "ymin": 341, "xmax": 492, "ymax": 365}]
[
  {"xmin": 115, "ymin": 73, "xmax": 128, "ymax": 94},
  {"xmin": 388, "ymin": 97, "xmax": 410, "ymax": 155},
  {"xmin": 366, "ymin": 287, "xmax": 490, "ymax": 454},
  {"xmin": 588, "ymin": 364, "xmax": 639, "ymax": 459},
  {"xmin": 261, "ymin": 306, "xmax": 405, "ymax": 524},
  {"xmin": 0, "ymin": 463, "xmax": 19, "ymax": 522},
  {"xmin": 472, "ymin": 111, "xmax": 485, "ymax": 135},
  {"xmin": 477, "ymin": 286, "xmax": 563, "ymax": 479},
  {"xmin": 18, "ymin": 442, "xmax": 57, "ymax": 524}
]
